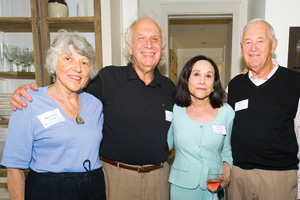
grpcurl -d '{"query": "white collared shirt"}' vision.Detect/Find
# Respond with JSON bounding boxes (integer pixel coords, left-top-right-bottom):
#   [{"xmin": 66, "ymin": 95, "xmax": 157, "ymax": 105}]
[{"xmin": 248, "ymin": 59, "xmax": 279, "ymax": 85}]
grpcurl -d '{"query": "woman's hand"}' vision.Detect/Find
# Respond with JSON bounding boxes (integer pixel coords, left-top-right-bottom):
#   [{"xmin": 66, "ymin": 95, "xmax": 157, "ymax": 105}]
[
  {"xmin": 219, "ymin": 176, "xmax": 230, "ymax": 189},
  {"xmin": 220, "ymin": 161, "xmax": 231, "ymax": 188}
]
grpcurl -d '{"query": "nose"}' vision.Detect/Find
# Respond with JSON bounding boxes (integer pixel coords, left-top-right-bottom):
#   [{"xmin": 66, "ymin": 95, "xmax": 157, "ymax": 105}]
[
  {"xmin": 72, "ymin": 60, "xmax": 82, "ymax": 72},
  {"xmin": 144, "ymin": 38, "xmax": 153, "ymax": 48},
  {"xmin": 198, "ymin": 76, "xmax": 205, "ymax": 84},
  {"xmin": 250, "ymin": 42, "xmax": 257, "ymax": 51}
]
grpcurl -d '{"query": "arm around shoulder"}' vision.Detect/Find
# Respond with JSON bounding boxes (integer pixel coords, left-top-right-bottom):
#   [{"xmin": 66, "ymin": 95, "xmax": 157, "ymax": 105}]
[{"xmin": 10, "ymin": 83, "xmax": 38, "ymax": 111}]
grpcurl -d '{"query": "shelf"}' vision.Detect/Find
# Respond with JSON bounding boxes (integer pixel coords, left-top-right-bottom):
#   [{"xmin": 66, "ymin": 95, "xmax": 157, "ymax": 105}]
[
  {"xmin": 0, "ymin": 17, "xmax": 32, "ymax": 32},
  {"xmin": 0, "ymin": 121, "xmax": 8, "ymax": 125},
  {"xmin": 0, "ymin": 17, "xmax": 96, "ymax": 33},
  {"xmin": 48, "ymin": 17, "xmax": 95, "ymax": 32},
  {"xmin": 0, "ymin": 72, "xmax": 35, "ymax": 79}
]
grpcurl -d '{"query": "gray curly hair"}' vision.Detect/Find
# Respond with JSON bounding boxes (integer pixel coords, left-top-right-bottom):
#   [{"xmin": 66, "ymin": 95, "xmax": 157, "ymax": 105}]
[
  {"xmin": 123, "ymin": 11, "xmax": 166, "ymax": 67},
  {"xmin": 45, "ymin": 29, "xmax": 98, "ymax": 80}
]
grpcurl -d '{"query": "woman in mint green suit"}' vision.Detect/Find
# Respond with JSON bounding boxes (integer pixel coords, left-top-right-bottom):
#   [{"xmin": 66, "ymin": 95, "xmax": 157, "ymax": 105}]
[{"xmin": 168, "ymin": 55, "xmax": 235, "ymax": 200}]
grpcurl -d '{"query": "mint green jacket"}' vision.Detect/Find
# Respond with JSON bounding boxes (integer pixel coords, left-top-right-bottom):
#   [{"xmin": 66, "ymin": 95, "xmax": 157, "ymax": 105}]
[{"xmin": 168, "ymin": 103, "xmax": 235, "ymax": 189}]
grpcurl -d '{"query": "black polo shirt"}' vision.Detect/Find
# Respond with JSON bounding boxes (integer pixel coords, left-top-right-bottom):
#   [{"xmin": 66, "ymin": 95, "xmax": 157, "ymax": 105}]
[{"xmin": 85, "ymin": 63, "xmax": 175, "ymax": 165}]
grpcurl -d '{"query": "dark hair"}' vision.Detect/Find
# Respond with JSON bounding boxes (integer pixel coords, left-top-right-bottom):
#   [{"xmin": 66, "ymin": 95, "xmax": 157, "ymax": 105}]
[{"xmin": 175, "ymin": 55, "xmax": 227, "ymax": 108}]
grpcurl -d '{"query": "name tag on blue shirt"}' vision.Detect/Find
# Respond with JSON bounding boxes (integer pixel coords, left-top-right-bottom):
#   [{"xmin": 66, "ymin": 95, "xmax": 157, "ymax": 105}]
[
  {"xmin": 37, "ymin": 108, "xmax": 65, "ymax": 129},
  {"xmin": 235, "ymin": 99, "xmax": 249, "ymax": 112}
]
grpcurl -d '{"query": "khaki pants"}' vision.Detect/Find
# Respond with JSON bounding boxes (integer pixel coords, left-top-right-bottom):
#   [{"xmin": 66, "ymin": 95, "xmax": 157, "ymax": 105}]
[
  {"xmin": 228, "ymin": 165, "xmax": 297, "ymax": 200},
  {"xmin": 102, "ymin": 160, "xmax": 170, "ymax": 200}
]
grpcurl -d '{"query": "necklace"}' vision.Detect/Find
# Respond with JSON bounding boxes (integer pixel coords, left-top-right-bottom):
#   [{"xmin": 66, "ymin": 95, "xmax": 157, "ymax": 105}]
[{"xmin": 54, "ymin": 86, "xmax": 85, "ymax": 124}]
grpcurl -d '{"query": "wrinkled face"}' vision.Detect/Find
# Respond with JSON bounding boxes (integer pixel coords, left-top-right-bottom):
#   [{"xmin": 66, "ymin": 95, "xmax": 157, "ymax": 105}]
[
  {"xmin": 128, "ymin": 18, "xmax": 162, "ymax": 73},
  {"xmin": 241, "ymin": 22, "xmax": 277, "ymax": 71},
  {"xmin": 55, "ymin": 45, "xmax": 91, "ymax": 92},
  {"xmin": 188, "ymin": 60, "xmax": 215, "ymax": 102}
]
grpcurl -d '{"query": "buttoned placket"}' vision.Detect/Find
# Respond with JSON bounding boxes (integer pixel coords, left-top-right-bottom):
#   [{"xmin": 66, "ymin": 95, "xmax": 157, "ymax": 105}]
[{"xmin": 198, "ymin": 123, "xmax": 204, "ymax": 165}]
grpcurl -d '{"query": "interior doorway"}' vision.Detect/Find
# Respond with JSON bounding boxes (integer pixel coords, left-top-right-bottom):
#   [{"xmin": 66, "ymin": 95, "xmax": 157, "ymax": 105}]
[
  {"xmin": 168, "ymin": 15, "xmax": 232, "ymax": 87},
  {"xmin": 160, "ymin": 2, "xmax": 245, "ymax": 88}
]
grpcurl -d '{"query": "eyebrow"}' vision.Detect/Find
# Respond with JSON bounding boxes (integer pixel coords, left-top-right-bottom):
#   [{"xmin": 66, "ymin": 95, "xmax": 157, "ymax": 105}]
[
  {"xmin": 192, "ymin": 70, "xmax": 214, "ymax": 74},
  {"xmin": 244, "ymin": 36, "xmax": 265, "ymax": 41},
  {"xmin": 136, "ymin": 33, "xmax": 161, "ymax": 38}
]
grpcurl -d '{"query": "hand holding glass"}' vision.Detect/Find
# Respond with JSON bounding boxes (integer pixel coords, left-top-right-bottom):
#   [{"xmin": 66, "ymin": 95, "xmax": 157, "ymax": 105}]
[{"xmin": 207, "ymin": 167, "xmax": 221, "ymax": 199}]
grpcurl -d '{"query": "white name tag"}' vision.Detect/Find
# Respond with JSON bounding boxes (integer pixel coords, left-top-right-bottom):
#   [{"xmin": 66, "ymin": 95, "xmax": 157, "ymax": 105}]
[
  {"xmin": 165, "ymin": 110, "xmax": 173, "ymax": 122},
  {"xmin": 212, "ymin": 125, "xmax": 227, "ymax": 135},
  {"xmin": 37, "ymin": 108, "xmax": 65, "ymax": 129},
  {"xmin": 235, "ymin": 99, "xmax": 249, "ymax": 112}
]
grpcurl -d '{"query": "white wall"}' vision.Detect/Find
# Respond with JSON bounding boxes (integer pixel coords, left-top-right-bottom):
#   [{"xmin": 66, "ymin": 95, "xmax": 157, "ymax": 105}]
[
  {"xmin": 109, "ymin": 0, "xmax": 121, "ymax": 66},
  {"xmin": 121, "ymin": 0, "xmax": 139, "ymax": 65},
  {"xmin": 101, "ymin": 0, "xmax": 113, "ymax": 67},
  {"xmin": 264, "ymin": 0, "xmax": 300, "ymax": 67},
  {"xmin": 247, "ymin": 0, "xmax": 266, "ymax": 21}
]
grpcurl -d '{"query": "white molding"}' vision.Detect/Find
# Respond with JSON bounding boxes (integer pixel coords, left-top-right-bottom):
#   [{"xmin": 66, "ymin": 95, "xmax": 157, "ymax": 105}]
[
  {"xmin": 101, "ymin": 0, "xmax": 112, "ymax": 67},
  {"xmin": 160, "ymin": 1, "xmax": 242, "ymax": 5}
]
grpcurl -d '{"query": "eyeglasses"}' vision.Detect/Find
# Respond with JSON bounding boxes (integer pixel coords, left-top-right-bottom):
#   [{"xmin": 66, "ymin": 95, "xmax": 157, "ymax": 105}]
[{"xmin": 217, "ymin": 185, "xmax": 224, "ymax": 200}]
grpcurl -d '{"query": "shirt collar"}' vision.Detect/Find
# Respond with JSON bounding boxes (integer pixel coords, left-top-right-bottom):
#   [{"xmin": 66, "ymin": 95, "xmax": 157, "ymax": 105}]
[
  {"xmin": 248, "ymin": 59, "xmax": 279, "ymax": 80},
  {"xmin": 126, "ymin": 62, "xmax": 163, "ymax": 87}
]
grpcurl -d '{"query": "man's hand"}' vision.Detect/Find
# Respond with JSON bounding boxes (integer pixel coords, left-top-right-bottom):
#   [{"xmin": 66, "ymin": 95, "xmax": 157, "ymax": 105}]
[
  {"xmin": 241, "ymin": 68, "xmax": 249, "ymax": 74},
  {"xmin": 10, "ymin": 84, "xmax": 38, "ymax": 111}
]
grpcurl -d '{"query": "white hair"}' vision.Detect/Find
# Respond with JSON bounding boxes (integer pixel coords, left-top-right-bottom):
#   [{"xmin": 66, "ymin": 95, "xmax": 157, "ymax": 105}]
[
  {"xmin": 45, "ymin": 29, "xmax": 98, "ymax": 80},
  {"xmin": 240, "ymin": 18, "xmax": 276, "ymax": 45},
  {"xmin": 123, "ymin": 10, "xmax": 166, "ymax": 67}
]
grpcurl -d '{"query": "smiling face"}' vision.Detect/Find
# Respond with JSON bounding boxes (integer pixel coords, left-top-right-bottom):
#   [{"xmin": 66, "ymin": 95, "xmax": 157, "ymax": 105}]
[
  {"xmin": 241, "ymin": 21, "xmax": 277, "ymax": 73},
  {"xmin": 128, "ymin": 18, "xmax": 162, "ymax": 74},
  {"xmin": 188, "ymin": 60, "xmax": 215, "ymax": 103},
  {"xmin": 54, "ymin": 45, "xmax": 91, "ymax": 93}
]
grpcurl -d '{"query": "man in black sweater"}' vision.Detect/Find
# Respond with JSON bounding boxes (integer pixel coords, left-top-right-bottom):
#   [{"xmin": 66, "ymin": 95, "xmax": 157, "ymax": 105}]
[{"xmin": 228, "ymin": 19, "xmax": 300, "ymax": 200}]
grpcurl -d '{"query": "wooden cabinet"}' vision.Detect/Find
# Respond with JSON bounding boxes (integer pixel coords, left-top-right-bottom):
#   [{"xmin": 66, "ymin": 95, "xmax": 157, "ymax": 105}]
[
  {"xmin": 0, "ymin": 0, "xmax": 102, "ymax": 86},
  {"xmin": 0, "ymin": 0, "xmax": 102, "ymax": 124}
]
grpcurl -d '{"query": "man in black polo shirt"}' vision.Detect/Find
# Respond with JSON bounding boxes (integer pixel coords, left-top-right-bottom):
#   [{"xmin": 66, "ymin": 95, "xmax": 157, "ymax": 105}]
[
  {"xmin": 10, "ymin": 13, "xmax": 175, "ymax": 200},
  {"xmin": 84, "ymin": 13, "xmax": 175, "ymax": 199},
  {"xmin": 227, "ymin": 18, "xmax": 300, "ymax": 200}
]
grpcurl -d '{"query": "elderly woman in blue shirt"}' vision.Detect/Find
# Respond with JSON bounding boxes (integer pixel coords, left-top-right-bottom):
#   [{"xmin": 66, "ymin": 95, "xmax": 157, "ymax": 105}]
[
  {"xmin": 1, "ymin": 30, "xmax": 105, "ymax": 200},
  {"xmin": 168, "ymin": 55, "xmax": 235, "ymax": 200}
]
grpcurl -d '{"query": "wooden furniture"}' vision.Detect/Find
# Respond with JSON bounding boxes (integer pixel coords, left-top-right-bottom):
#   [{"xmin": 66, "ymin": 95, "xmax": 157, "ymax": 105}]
[
  {"xmin": 0, "ymin": 0, "xmax": 103, "ymax": 125},
  {"xmin": 288, "ymin": 27, "xmax": 300, "ymax": 72},
  {"xmin": 169, "ymin": 49, "xmax": 178, "ymax": 85}
]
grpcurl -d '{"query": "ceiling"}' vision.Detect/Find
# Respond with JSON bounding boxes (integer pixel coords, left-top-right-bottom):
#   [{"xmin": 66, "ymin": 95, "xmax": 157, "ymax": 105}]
[{"xmin": 169, "ymin": 18, "xmax": 232, "ymax": 49}]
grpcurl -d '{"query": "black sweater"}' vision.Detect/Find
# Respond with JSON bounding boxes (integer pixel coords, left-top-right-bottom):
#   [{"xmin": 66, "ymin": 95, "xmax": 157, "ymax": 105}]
[{"xmin": 228, "ymin": 66, "xmax": 300, "ymax": 170}]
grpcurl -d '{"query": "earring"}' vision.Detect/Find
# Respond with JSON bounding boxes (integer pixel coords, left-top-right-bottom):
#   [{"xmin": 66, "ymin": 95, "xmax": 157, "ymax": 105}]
[
  {"xmin": 50, "ymin": 70, "xmax": 56, "ymax": 82},
  {"xmin": 212, "ymin": 88, "xmax": 214, "ymax": 92}
]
